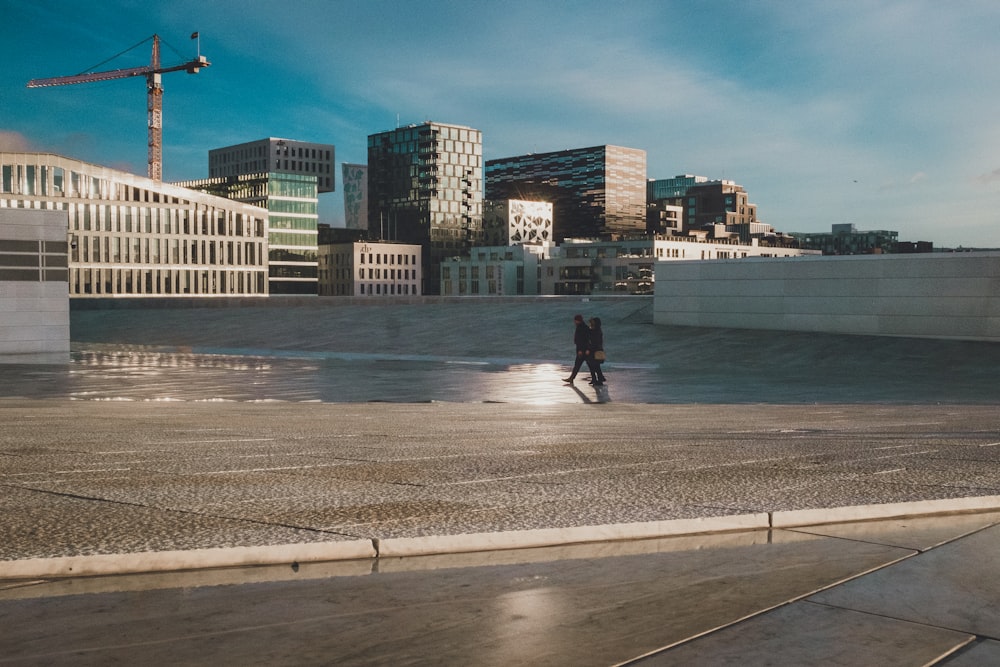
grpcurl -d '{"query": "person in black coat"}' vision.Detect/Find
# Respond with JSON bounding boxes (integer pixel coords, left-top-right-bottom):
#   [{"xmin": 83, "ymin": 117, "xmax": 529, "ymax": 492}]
[
  {"xmin": 586, "ymin": 317, "xmax": 606, "ymax": 386},
  {"xmin": 563, "ymin": 314, "xmax": 591, "ymax": 383}
]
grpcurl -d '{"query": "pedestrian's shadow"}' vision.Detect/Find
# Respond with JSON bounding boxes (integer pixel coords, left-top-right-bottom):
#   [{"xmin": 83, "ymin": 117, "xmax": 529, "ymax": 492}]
[{"xmin": 569, "ymin": 383, "xmax": 611, "ymax": 404}]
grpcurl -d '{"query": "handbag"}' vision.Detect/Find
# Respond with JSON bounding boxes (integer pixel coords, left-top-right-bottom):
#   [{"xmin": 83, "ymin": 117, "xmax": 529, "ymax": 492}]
[{"xmin": 594, "ymin": 350, "xmax": 606, "ymax": 362}]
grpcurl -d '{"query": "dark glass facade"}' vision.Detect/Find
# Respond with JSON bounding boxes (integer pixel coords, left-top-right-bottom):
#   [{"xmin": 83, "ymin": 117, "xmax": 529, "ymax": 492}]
[
  {"xmin": 367, "ymin": 122, "xmax": 483, "ymax": 294},
  {"xmin": 485, "ymin": 145, "xmax": 646, "ymax": 242}
]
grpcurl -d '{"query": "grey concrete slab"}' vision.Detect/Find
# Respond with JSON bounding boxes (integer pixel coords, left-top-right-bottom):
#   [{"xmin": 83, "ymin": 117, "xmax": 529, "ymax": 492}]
[
  {"xmin": 941, "ymin": 639, "xmax": 1000, "ymax": 665},
  {"xmin": 808, "ymin": 523, "xmax": 1000, "ymax": 638},
  {"xmin": 633, "ymin": 600, "xmax": 972, "ymax": 666},
  {"xmin": 0, "ymin": 528, "xmax": 914, "ymax": 667},
  {"xmin": 787, "ymin": 511, "xmax": 1000, "ymax": 551}
]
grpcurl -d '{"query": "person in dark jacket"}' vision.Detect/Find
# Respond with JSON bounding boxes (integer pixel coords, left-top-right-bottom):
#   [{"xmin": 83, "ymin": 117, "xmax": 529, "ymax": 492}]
[
  {"xmin": 586, "ymin": 317, "xmax": 606, "ymax": 386},
  {"xmin": 563, "ymin": 314, "xmax": 591, "ymax": 383}
]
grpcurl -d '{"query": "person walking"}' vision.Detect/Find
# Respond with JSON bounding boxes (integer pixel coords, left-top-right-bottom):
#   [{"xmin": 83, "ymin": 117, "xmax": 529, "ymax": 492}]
[
  {"xmin": 586, "ymin": 316, "xmax": 607, "ymax": 386},
  {"xmin": 563, "ymin": 314, "xmax": 591, "ymax": 383}
]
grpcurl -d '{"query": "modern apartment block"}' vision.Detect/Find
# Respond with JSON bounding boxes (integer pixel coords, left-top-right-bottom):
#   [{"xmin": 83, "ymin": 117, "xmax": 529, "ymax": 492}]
[
  {"xmin": 683, "ymin": 180, "xmax": 759, "ymax": 232},
  {"xmin": 318, "ymin": 240, "xmax": 421, "ymax": 297},
  {"xmin": 367, "ymin": 121, "xmax": 484, "ymax": 294},
  {"xmin": 1, "ymin": 152, "xmax": 269, "ymax": 298},
  {"xmin": 485, "ymin": 145, "xmax": 647, "ymax": 242},
  {"xmin": 179, "ymin": 171, "xmax": 320, "ymax": 295},
  {"xmin": 209, "ymin": 138, "xmax": 335, "ymax": 193}
]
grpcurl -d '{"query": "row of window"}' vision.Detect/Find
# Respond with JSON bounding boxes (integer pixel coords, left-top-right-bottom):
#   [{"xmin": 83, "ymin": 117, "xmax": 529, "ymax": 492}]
[
  {"xmin": 358, "ymin": 282, "xmax": 417, "ymax": 295},
  {"xmin": 71, "ymin": 234, "xmax": 264, "ymax": 267},
  {"xmin": 357, "ymin": 268, "xmax": 414, "ymax": 280},
  {"xmin": 72, "ymin": 267, "xmax": 267, "ymax": 296}
]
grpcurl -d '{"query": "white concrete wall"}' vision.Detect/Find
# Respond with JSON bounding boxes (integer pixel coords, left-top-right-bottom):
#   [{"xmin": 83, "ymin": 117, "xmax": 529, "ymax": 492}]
[
  {"xmin": 653, "ymin": 252, "xmax": 1000, "ymax": 342},
  {"xmin": 0, "ymin": 209, "xmax": 70, "ymax": 359}
]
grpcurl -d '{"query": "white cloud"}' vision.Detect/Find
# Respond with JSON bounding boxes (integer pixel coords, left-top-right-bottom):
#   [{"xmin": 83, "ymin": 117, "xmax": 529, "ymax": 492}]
[{"xmin": 0, "ymin": 131, "xmax": 34, "ymax": 152}]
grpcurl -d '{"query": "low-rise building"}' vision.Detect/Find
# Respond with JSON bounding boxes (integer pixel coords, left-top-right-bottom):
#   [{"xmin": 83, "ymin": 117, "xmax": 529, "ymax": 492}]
[
  {"xmin": 790, "ymin": 224, "xmax": 933, "ymax": 255},
  {"xmin": 440, "ymin": 243, "xmax": 551, "ymax": 296},
  {"xmin": 542, "ymin": 236, "xmax": 819, "ymax": 295},
  {"xmin": 319, "ymin": 240, "xmax": 421, "ymax": 297}
]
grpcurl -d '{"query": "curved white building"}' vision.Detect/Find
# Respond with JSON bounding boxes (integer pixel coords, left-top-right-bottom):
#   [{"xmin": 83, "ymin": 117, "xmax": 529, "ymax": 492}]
[{"xmin": 0, "ymin": 152, "xmax": 269, "ymax": 297}]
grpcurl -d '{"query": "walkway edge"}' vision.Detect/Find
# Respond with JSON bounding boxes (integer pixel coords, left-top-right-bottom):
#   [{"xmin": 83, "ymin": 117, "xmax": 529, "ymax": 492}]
[
  {"xmin": 7, "ymin": 497, "xmax": 1000, "ymax": 580},
  {"xmin": 0, "ymin": 540, "xmax": 376, "ymax": 580},
  {"xmin": 771, "ymin": 495, "xmax": 1000, "ymax": 528},
  {"xmin": 376, "ymin": 513, "xmax": 771, "ymax": 558}
]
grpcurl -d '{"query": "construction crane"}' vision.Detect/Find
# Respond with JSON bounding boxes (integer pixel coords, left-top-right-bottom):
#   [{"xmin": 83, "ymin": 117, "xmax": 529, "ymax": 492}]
[{"xmin": 27, "ymin": 34, "xmax": 210, "ymax": 181}]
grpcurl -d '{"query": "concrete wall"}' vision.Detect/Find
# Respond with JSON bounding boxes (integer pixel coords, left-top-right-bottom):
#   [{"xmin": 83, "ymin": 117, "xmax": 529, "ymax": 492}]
[
  {"xmin": 654, "ymin": 252, "xmax": 1000, "ymax": 342},
  {"xmin": 0, "ymin": 209, "xmax": 70, "ymax": 360}
]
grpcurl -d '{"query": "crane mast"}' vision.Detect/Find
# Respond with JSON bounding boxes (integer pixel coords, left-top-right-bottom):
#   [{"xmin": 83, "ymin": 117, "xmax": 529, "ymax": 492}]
[{"xmin": 27, "ymin": 34, "xmax": 209, "ymax": 181}]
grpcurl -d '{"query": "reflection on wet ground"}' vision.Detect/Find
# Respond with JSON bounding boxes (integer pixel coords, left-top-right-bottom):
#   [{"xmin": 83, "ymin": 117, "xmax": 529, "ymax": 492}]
[
  {"xmin": 2, "ymin": 349, "xmax": 632, "ymax": 404},
  {"xmin": 0, "ymin": 338, "xmax": 996, "ymax": 405},
  {"xmin": 3, "ymin": 298, "xmax": 999, "ymax": 405}
]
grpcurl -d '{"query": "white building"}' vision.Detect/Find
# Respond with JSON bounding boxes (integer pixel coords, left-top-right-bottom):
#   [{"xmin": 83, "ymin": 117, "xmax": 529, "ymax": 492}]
[
  {"xmin": 440, "ymin": 243, "xmax": 552, "ymax": 296},
  {"xmin": 318, "ymin": 240, "xmax": 421, "ymax": 297},
  {"xmin": 542, "ymin": 236, "xmax": 820, "ymax": 295},
  {"xmin": 0, "ymin": 152, "xmax": 269, "ymax": 297},
  {"xmin": 0, "ymin": 208, "xmax": 69, "ymax": 359}
]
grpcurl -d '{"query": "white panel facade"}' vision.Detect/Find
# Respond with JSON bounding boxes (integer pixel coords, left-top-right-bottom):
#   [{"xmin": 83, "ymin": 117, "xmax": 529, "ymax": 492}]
[
  {"xmin": 653, "ymin": 253, "xmax": 1000, "ymax": 341},
  {"xmin": 0, "ymin": 208, "xmax": 69, "ymax": 359}
]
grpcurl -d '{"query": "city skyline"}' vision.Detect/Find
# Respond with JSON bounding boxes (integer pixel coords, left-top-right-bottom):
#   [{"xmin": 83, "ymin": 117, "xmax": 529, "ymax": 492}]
[{"xmin": 1, "ymin": 0, "xmax": 998, "ymax": 247}]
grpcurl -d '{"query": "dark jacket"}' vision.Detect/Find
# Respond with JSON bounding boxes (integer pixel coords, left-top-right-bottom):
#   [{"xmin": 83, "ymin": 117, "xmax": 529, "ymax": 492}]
[
  {"xmin": 574, "ymin": 322, "xmax": 591, "ymax": 352},
  {"xmin": 589, "ymin": 327, "xmax": 604, "ymax": 353}
]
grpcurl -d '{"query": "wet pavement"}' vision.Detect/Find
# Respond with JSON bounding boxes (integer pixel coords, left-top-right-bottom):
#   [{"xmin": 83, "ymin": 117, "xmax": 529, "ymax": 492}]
[
  {"xmin": 1, "ymin": 298, "xmax": 999, "ymax": 665},
  {"xmin": 3, "ymin": 297, "xmax": 1000, "ymax": 404}
]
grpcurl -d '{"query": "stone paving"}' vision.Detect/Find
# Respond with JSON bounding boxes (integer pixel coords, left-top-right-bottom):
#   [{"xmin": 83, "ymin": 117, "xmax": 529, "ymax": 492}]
[{"xmin": 2, "ymin": 399, "xmax": 999, "ymax": 579}]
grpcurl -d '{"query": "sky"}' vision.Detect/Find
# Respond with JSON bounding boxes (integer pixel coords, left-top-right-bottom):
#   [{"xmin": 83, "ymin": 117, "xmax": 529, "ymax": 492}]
[{"xmin": 2, "ymin": 0, "xmax": 999, "ymax": 248}]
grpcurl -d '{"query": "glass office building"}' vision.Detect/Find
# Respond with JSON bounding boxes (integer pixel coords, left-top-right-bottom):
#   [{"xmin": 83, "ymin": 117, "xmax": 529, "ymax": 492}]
[
  {"xmin": 367, "ymin": 122, "xmax": 483, "ymax": 294},
  {"xmin": 0, "ymin": 153, "xmax": 268, "ymax": 298},
  {"xmin": 179, "ymin": 172, "xmax": 319, "ymax": 295},
  {"xmin": 486, "ymin": 145, "xmax": 647, "ymax": 242},
  {"xmin": 209, "ymin": 138, "xmax": 335, "ymax": 193}
]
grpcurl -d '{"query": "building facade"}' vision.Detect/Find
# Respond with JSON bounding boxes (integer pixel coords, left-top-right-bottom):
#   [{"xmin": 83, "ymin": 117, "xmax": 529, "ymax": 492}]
[
  {"xmin": 179, "ymin": 172, "xmax": 320, "ymax": 295},
  {"xmin": 342, "ymin": 163, "xmax": 368, "ymax": 230},
  {"xmin": 482, "ymin": 199, "xmax": 554, "ymax": 246},
  {"xmin": 646, "ymin": 174, "xmax": 710, "ymax": 201},
  {"xmin": 0, "ymin": 208, "xmax": 69, "ymax": 358},
  {"xmin": 485, "ymin": 145, "xmax": 647, "ymax": 242},
  {"xmin": 209, "ymin": 138, "xmax": 335, "ymax": 193},
  {"xmin": 682, "ymin": 180, "xmax": 759, "ymax": 231},
  {"xmin": 318, "ymin": 240, "xmax": 421, "ymax": 297},
  {"xmin": 541, "ymin": 236, "xmax": 820, "ymax": 296},
  {"xmin": 440, "ymin": 244, "xmax": 550, "ymax": 296},
  {"xmin": 1, "ymin": 152, "xmax": 269, "ymax": 298},
  {"xmin": 367, "ymin": 122, "xmax": 484, "ymax": 294},
  {"xmin": 790, "ymin": 224, "xmax": 932, "ymax": 255}
]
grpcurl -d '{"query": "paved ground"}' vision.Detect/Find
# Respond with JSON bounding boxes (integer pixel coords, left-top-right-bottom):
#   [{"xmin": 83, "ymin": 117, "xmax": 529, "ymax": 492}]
[
  {"xmin": 1, "ymin": 299, "xmax": 999, "ymax": 664},
  {"xmin": 1, "ymin": 399, "xmax": 1000, "ymax": 665}
]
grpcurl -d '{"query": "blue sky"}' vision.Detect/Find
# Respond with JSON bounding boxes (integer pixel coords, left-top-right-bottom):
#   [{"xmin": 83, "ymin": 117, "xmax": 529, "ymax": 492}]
[{"xmin": 2, "ymin": 0, "xmax": 999, "ymax": 247}]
